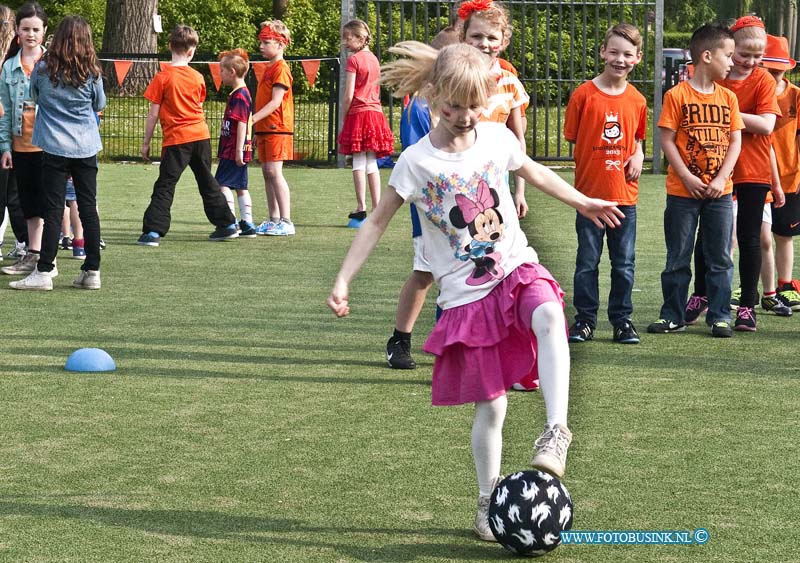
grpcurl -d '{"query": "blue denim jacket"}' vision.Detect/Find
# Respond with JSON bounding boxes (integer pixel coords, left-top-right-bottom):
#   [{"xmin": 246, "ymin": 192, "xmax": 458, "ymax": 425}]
[
  {"xmin": 0, "ymin": 48, "xmax": 44, "ymax": 154},
  {"xmin": 30, "ymin": 60, "xmax": 106, "ymax": 158}
]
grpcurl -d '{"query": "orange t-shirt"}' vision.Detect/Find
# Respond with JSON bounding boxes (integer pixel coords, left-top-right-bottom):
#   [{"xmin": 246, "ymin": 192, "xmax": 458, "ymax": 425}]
[
  {"xmin": 497, "ymin": 58, "xmax": 529, "ymax": 114},
  {"xmin": 773, "ymin": 79, "xmax": 800, "ymax": 194},
  {"xmin": 254, "ymin": 59, "xmax": 293, "ymax": 135},
  {"xmin": 658, "ymin": 81, "xmax": 744, "ymax": 198},
  {"xmin": 563, "ymin": 80, "xmax": 647, "ymax": 205},
  {"xmin": 718, "ymin": 67, "xmax": 780, "ymax": 185},
  {"xmin": 143, "ymin": 65, "xmax": 210, "ymax": 147},
  {"xmin": 481, "ymin": 64, "xmax": 528, "ymax": 125}
]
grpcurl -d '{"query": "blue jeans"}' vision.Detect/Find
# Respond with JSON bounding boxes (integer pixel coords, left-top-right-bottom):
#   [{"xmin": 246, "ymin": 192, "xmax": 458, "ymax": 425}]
[
  {"xmin": 573, "ymin": 205, "xmax": 637, "ymax": 327},
  {"xmin": 659, "ymin": 195, "xmax": 733, "ymax": 324}
]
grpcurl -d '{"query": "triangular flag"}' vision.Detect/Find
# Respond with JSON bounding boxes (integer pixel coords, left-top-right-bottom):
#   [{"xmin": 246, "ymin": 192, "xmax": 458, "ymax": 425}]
[
  {"xmin": 208, "ymin": 62, "xmax": 222, "ymax": 91},
  {"xmin": 159, "ymin": 61, "xmax": 170, "ymax": 72},
  {"xmin": 251, "ymin": 61, "xmax": 269, "ymax": 82},
  {"xmin": 113, "ymin": 60, "xmax": 133, "ymax": 86},
  {"xmin": 301, "ymin": 59, "xmax": 321, "ymax": 88}
]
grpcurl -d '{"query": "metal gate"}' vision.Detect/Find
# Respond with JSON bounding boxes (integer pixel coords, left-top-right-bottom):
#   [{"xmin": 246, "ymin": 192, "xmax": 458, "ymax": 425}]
[{"xmin": 340, "ymin": 0, "xmax": 668, "ymax": 171}]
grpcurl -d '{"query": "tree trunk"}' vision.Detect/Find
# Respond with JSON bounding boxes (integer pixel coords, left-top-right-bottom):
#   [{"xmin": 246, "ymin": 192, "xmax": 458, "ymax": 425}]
[
  {"xmin": 273, "ymin": 0, "xmax": 289, "ymax": 19},
  {"xmin": 102, "ymin": 0, "xmax": 159, "ymax": 95}
]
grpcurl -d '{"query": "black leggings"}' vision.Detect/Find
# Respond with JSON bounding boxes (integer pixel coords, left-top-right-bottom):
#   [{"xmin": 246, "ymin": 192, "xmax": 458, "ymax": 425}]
[{"xmin": 0, "ymin": 168, "xmax": 27, "ymax": 244}]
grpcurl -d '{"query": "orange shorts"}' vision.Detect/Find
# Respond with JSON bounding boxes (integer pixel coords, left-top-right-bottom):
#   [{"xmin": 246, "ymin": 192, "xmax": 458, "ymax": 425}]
[{"xmin": 257, "ymin": 134, "xmax": 294, "ymax": 162}]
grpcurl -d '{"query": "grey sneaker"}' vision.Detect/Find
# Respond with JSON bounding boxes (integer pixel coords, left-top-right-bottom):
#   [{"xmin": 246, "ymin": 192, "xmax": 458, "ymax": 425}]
[
  {"xmin": 9, "ymin": 267, "xmax": 53, "ymax": 290},
  {"xmin": 473, "ymin": 475, "xmax": 503, "ymax": 542},
  {"xmin": 5, "ymin": 240, "xmax": 26, "ymax": 258},
  {"xmin": 531, "ymin": 424, "xmax": 572, "ymax": 479},
  {"xmin": 73, "ymin": 270, "xmax": 101, "ymax": 290},
  {"xmin": 1, "ymin": 252, "xmax": 38, "ymax": 275}
]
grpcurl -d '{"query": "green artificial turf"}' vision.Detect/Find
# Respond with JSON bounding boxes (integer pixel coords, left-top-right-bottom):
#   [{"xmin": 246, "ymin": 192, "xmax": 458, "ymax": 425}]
[{"xmin": 0, "ymin": 164, "xmax": 797, "ymax": 562}]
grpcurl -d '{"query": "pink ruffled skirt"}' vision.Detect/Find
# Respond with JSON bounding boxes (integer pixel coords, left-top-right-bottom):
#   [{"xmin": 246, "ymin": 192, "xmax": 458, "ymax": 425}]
[
  {"xmin": 338, "ymin": 110, "xmax": 395, "ymax": 157},
  {"xmin": 424, "ymin": 262, "xmax": 565, "ymax": 406}
]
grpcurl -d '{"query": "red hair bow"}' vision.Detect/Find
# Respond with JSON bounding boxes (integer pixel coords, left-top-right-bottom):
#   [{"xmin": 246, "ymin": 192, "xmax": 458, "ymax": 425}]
[{"xmin": 458, "ymin": 0, "xmax": 493, "ymax": 21}]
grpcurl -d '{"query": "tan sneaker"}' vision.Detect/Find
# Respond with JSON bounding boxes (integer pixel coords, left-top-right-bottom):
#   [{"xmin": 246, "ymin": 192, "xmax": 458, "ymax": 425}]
[
  {"xmin": 531, "ymin": 424, "xmax": 572, "ymax": 478},
  {"xmin": 9, "ymin": 267, "xmax": 53, "ymax": 290},
  {"xmin": 73, "ymin": 270, "xmax": 101, "ymax": 290},
  {"xmin": 473, "ymin": 475, "xmax": 503, "ymax": 541},
  {"xmin": 1, "ymin": 252, "xmax": 38, "ymax": 275}
]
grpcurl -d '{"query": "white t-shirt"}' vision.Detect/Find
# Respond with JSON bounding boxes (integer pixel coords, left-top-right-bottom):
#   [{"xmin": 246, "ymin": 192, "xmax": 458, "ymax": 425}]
[{"xmin": 390, "ymin": 122, "xmax": 539, "ymax": 309}]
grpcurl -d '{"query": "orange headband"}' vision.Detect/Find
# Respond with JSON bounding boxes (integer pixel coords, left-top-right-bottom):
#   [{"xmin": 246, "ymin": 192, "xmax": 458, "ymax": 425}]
[
  {"xmin": 729, "ymin": 15, "xmax": 765, "ymax": 33},
  {"xmin": 458, "ymin": 0, "xmax": 494, "ymax": 21},
  {"xmin": 258, "ymin": 27, "xmax": 290, "ymax": 46}
]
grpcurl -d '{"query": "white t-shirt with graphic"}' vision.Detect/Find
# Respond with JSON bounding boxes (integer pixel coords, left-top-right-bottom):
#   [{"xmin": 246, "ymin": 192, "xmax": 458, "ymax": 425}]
[{"xmin": 390, "ymin": 122, "xmax": 539, "ymax": 309}]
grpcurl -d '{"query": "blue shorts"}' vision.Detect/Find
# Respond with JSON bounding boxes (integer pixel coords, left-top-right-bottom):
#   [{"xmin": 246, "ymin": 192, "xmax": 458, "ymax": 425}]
[
  {"xmin": 215, "ymin": 159, "xmax": 249, "ymax": 190},
  {"xmin": 65, "ymin": 177, "xmax": 76, "ymax": 202}
]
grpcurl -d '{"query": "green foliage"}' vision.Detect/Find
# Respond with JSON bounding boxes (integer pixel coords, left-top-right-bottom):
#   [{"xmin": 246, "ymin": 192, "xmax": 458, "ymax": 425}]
[
  {"xmin": 663, "ymin": 0, "xmax": 717, "ymax": 31},
  {"xmin": 663, "ymin": 31, "xmax": 694, "ymax": 49},
  {"xmin": 157, "ymin": 0, "xmax": 258, "ymax": 53},
  {"xmin": 37, "ymin": 0, "xmax": 106, "ymax": 46}
]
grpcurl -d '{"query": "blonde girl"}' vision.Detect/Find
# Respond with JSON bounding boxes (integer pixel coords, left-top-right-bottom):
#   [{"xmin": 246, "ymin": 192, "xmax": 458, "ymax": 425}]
[
  {"xmin": 337, "ymin": 19, "xmax": 394, "ymax": 225},
  {"xmin": 328, "ymin": 42, "xmax": 623, "ymax": 541}
]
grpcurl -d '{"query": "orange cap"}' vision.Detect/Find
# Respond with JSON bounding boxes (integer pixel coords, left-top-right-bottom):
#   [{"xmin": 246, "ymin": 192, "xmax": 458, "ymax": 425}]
[{"xmin": 762, "ymin": 34, "xmax": 796, "ymax": 70}]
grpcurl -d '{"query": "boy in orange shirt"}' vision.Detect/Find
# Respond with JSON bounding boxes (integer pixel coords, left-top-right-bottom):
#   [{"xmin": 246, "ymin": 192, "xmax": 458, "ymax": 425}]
[
  {"xmin": 252, "ymin": 20, "xmax": 295, "ymax": 237},
  {"xmin": 138, "ymin": 25, "xmax": 238, "ymax": 246},
  {"xmin": 647, "ymin": 23, "xmax": 743, "ymax": 338},
  {"xmin": 763, "ymin": 35, "xmax": 800, "ymax": 308},
  {"xmin": 563, "ymin": 23, "xmax": 647, "ymax": 344}
]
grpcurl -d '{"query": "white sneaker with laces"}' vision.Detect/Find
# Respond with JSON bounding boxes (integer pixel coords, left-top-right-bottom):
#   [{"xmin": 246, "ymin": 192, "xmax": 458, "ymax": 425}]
[
  {"xmin": 9, "ymin": 266, "xmax": 53, "ymax": 290},
  {"xmin": 473, "ymin": 475, "xmax": 503, "ymax": 541},
  {"xmin": 531, "ymin": 424, "xmax": 572, "ymax": 478},
  {"xmin": 1, "ymin": 252, "xmax": 38, "ymax": 275},
  {"xmin": 73, "ymin": 270, "xmax": 101, "ymax": 290}
]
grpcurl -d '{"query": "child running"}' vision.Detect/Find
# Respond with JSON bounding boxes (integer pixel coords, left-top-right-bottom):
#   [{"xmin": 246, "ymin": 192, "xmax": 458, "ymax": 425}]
[
  {"xmin": 10, "ymin": 15, "xmax": 104, "ymax": 290},
  {"xmin": 327, "ymin": 42, "xmax": 623, "ymax": 541},
  {"xmin": 647, "ymin": 24, "xmax": 743, "ymax": 337},
  {"xmin": 337, "ymin": 19, "xmax": 394, "ymax": 226},
  {"xmin": 252, "ymin": 20, "xmax": 295, "ymax": 236},
  {"xmin": 564, "ymin": 23, "xmax": 647, "ymax": 345},
  {"xmin": 216, "ymin": 48, "xmax": 255, "ymax": 237},
  {"xmin": 138, "ymin": 25, "xmax": 238, "ymax": 246}
]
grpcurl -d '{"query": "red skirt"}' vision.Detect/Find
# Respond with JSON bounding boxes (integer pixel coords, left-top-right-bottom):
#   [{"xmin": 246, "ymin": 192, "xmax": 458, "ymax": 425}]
[{"xmin": 338, "ymin": 110, "xmax": 395, "ymax": 157}]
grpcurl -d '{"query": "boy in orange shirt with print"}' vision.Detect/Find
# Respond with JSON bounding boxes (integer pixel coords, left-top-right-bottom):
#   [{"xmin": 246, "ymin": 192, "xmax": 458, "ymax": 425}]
[
  {"xmin": 138, "ymin": 25, "xmax": 238, "ymax": 246},
  {"xmin": 563, "ymin": 23, "xmax": 647, "ymax": 344},
  {"xmin": 648, "ymin": 23, "xmax": 743, "ymax": 338},
  {"xmin": 252, "ymin": 20, "xmax": 294, "ymax": 237}
]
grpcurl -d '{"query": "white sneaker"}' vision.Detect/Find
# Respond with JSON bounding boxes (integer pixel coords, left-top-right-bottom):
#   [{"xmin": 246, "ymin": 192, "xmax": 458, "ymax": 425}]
[
  {"xmin": 531, "ymin": 424, "xmax": 572, "ymax": 478},
  {"xmin": 1, "ymin": 252, "xmax": 38, "ymax": 275},
  {"xmin": 9, "ymin": 267, "xmax": 53, "ymax": 290},
  {"xmin": 5, "ymin": 240, "xmax": 26, "ymax": 258},
  {"xmin": 473, "ymin": 475, "xmax": 503, "ymax": 541},
  {"xmin": 73, "ymin": 270, "xmax": 101, "ymax": 290}
]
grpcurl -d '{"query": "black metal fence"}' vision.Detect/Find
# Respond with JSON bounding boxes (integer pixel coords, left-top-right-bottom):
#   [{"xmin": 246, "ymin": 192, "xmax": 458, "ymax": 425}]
[{"xmin": 97, "ymin": 54, "xmax": 340, "ymax": 165}]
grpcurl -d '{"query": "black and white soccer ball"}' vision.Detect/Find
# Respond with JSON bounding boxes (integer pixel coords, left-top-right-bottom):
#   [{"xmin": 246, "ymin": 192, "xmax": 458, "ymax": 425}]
[{"xmin": 488, "ymin": 470, "xmax": 573, "ymax": 557}]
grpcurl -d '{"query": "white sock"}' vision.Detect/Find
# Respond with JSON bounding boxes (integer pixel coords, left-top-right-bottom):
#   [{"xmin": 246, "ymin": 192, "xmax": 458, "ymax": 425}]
[
  {"xmin": 238, "ymin": 192, "xmax": 252, "ymax": 224},
  {"xmin": 220, "ymin": 187, "xmax": 235, "ymax": 217},
  {"xmin": 472, "ymin": 395, "xmax": 507, "ymax": 496},
  {"xmin": 531, "ymin": 302, "xmax": 570, "ymax": 428}
]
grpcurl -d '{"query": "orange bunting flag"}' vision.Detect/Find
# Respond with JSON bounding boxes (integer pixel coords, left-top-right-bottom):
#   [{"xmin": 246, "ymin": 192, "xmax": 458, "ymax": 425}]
[
  {"xmin": 208, "ymin": 62, "xmax": 222, "ymax": 90},
  {"xmin": 113, "ymin": 60, "xmax": 133, "ymax": 85},
  {"xmin": 159, "ymin": 61, "xmax": 170, "ymax": 72},
  {"xmin": 301, "ymin": 59, "xmax": 321, "ymax": 88},
  {"xmin": 251, "ymin": 61, "xmax": 269, "ymax": 82}
]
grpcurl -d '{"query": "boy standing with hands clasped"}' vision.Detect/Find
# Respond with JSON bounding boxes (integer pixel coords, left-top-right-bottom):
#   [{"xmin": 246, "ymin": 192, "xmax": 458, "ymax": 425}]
[
  {"xmin": 137, "ymin": 25, "xmax": 238, "ymax": 247},
  {"xmin": 564, "ymin": 23, "xmax": 647, "ymax": 344},
  {"xmin": 648, "ymin": 24, "xmax": 744, "ymax": 338}
]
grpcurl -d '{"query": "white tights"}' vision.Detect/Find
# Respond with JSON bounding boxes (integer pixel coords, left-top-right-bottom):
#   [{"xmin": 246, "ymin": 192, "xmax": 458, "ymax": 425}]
[{"xmin": 472, "ymin": 301, "xmax": 570, "ymax": 496}]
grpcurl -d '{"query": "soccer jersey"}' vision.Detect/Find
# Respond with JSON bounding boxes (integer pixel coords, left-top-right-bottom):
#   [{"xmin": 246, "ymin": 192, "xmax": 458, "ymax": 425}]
[
  {"xmin": 659, "ymin": 81, "xmax": 744, "ymax": 198},
  {"xmin": 143, "ymin": 65, "xmax": 210, "ymax": 147},
  {"xmin": 254, "ymin": 59, "xmax": 294, "ymax": 135},
  {"xmin": 564, "ymin": 80, "xmax": 647, "ymax": 205},
  {"xmin": 773, "ymin": 78, "xmax": 800, "ymax": 194},
  {"xmin": 390, "ymin": 122, "xmax": 538, "ymax": 309},
  {"xmin": 718, "ymin": 67, "xmax": 780, "ymax": 185},
  {"xmin": 218, "ymin": 86, "xmax": 253, "ymax": 162}
]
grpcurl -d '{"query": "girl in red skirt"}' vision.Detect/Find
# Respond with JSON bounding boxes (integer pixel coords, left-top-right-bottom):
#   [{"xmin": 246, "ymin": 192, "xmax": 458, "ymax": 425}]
[
  {"xmin": 338, "ymin": 19, "xmax": 394, "ymax": 225},
  {"xmin": 328, "ymin": 42, "xmax": 624, "ymax": 542}
]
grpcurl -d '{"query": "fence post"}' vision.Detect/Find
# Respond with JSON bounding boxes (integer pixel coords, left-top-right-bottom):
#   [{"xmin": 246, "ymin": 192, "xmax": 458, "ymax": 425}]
[
  {"xmin": 338, "ymin": 0, "xmax": 356, "ymax": 168},
  {"xmin": 652, "ymin": 0, "xmax": 665, "ymax": 174}
]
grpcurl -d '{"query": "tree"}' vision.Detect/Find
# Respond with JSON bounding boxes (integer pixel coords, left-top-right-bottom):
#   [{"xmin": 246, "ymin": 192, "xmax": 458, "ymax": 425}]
[{"xmin": 102, "ymin": 0, "xmax": 159, "ymax": 93}]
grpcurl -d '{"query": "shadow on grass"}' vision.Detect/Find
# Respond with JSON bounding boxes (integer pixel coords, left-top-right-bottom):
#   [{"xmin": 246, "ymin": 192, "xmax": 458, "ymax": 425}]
[{"xmin": 0, "ymin": 498, "xmax": 507, "ymax": 561}]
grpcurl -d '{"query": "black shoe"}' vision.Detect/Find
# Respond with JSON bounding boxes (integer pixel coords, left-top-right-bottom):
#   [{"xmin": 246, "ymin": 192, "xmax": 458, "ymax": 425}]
[
  {"xmin": 567, "ymin": 321, "xmax": 594, "ymax": 343},
  {"xmin": 60, "ymin": 236, "xmax": 72, "ymax": 251},
  {"xmin": 613, "ymin": 321, "xmax": 640, "ymax": 344},
  {"xmin": 646, "ymin": 319, "xmax": 686, "ymax": 333},
  {"xmin": 386, "ymin": 336, "xmax": 416, "ymax": 369},
  {"xmin": 711, "ymin": 321, "xmax": 733, "ymax": 338},
  {"xmin": 348, "ymin": 210, "xmax": 367, "ymax": 221},
  {"xmin": 209, "ymin": 225, "xmax": 239, "ymax": 241}
]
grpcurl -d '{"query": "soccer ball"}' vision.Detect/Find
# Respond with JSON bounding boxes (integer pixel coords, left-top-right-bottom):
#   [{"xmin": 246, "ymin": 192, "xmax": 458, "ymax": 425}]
[{"xmin": 488, "ymin": 470, "xmax": 573, "ymax": 557}]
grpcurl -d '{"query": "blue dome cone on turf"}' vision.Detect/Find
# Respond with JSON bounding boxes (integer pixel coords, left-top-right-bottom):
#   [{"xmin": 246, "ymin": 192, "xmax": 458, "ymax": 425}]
[
  {"xmin": 65, "ymin": 348, "xmax": 116, "ymax": 372},
  {"xmin": 347, "ymin": 217, "xmax": 366, "ymax": 229}
]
